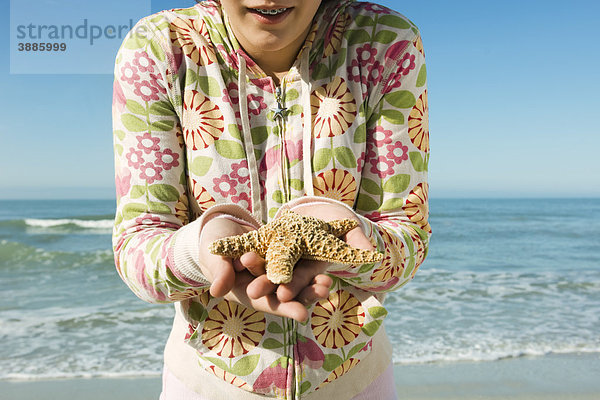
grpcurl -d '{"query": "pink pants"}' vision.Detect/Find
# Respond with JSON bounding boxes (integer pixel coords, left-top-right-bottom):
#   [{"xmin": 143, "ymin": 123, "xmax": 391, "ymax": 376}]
[{"xmin": 160, "ymin": 362, "xmax": 397, "ymax": 400}]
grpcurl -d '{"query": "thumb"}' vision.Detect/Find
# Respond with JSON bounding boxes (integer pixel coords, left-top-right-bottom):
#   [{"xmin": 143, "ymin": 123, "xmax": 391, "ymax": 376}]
[
  {"xmin": 209, "ymin": 258, "xmax": 236, "ymax": 297},
  {"xmin": 345, "ymin": 227, "xmax": 375, "ymax": 251}
]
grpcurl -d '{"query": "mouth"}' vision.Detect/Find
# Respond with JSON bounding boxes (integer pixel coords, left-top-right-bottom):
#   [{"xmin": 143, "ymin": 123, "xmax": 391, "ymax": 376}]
[
  {"xmin": 247, "ymin": 6, "xmax": 293, "ymax": 23},
  {"xmin": 252, "ymin": 7, "xmax": 289, "ymax": 15}
]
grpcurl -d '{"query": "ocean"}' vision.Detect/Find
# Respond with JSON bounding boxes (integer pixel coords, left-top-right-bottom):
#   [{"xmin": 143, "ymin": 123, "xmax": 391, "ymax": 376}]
[{"xmin": 1, "ymin": 198, "xmax": 599, "ymax": 380}]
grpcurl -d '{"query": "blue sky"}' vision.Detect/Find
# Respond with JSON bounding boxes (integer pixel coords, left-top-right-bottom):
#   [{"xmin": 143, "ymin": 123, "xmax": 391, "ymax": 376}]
[{"xmin": 1, "ymin": 0, "xmax": 599, "ymax": 199}]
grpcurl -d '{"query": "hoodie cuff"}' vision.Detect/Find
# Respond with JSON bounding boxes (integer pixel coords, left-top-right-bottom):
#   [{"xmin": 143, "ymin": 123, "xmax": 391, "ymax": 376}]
[{"xmin": 172, "ymin": 204, "xmax": 262, "ymax": 286}]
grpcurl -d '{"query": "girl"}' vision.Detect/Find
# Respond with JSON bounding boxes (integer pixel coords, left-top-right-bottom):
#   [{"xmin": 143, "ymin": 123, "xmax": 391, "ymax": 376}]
[{"xmin": 112, "ymin": 0, "xmax": 430, "ymax": 398}]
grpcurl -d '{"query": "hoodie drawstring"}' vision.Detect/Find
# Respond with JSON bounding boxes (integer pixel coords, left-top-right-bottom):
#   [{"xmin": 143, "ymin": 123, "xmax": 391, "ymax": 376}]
[
  {"xmin": 237, "ymin": 54, "xmax": 264, "ymax": 223},
  {"xmin": 300, "ymin": 49, "xmax": 315, "ymax": 197}
]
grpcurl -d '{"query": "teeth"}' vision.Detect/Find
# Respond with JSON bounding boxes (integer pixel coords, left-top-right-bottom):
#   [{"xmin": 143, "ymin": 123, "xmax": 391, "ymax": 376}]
[{"xmin": 255, "ymin": 8, "xmax": 288, "ymax": 15}]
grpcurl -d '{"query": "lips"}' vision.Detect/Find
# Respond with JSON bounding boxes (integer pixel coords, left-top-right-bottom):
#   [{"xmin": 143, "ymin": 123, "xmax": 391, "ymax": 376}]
[{"xmin": 247, "ymin": 7, "xmax": 293, "ymax": 24}]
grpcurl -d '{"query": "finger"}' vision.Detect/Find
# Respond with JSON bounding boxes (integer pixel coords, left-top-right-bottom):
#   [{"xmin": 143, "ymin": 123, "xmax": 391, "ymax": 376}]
[
  {"xmin": 232, "ymin": 258, "xmax": 245, "ymax": 272},
  {"xmin": 296, "ymin": 283, "xmax": 331, "ymax": 305},
  {"xmin": 276, "ymin": 261, "xmax": 328, "ymax": 303},
  {"xmin": 345, "ymin": 227, "xmax": 375, "ymax": 251},
  {"xmin": 246, "ymin": 274, "xmax": 277, "ymax": 299},
  {"xmin": 240, "ymin": 252, "xmax": 266, "ymax": 277},
  {"xmin": 209, "ymin": 257, "xmax": 236, "ymax": 298}
]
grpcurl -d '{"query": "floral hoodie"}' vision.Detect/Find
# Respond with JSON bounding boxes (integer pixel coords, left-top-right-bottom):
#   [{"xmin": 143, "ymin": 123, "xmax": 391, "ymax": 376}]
[{"xmin": 112, "ymin": 0, "xmax": 430, "ymax": 398}]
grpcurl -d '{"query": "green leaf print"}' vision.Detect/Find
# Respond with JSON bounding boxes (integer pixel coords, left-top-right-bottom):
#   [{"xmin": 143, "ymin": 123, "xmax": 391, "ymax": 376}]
[
  {"xmin": 186, "ymin": 68, "xmax": 198, "ymax": 85},
  {"xmin": 190, "ymin": 156, "xmax": 213, "ymax": 177},
  {"xmin": 149, "ymin": 184, "xmax": 179, "ymax": 202},
  {"xmin": 197, "ymin": 76, "xmax": 221, "ymax": 97},
  {"xmin": 381, "ymin": 109, "xmax": 404, "ymax": 125},
  {"xmin": 285, "ymin": 88, "xmax": 299, "ymax": 101},
  {"xmin": 267, "ymin": 321, "xmax": 283, "ymax": 334},
  {"xmin": 114, "ymin": 129, "xmax": 126, "ymax": 140},
  {"xmin": 409, "ymin": 151, "xmax": 428, "ymax": 172},
  {"xmin": 356, "ymin": 193, "xmax": 379, "ymax": 212},
  {"xmin": 323, "ymin": 354, "xmax": 343, "ymax": 371},
  {"xmin": 289, "ymin": 179, "xmax": 304, "ymax": 191},
  {"xmin": 374, "ymin": 30, "xmax": 397, "ymax": 44},
  {"xmin": 361, "ymin": 320, "xmax": 383, "ymax": 336},
  {"xmin": 130, "ymin": 185, "xmax": 146, "ymax": 199},
  {"xmin": 353, "ymin": 122, "xmax": 366, "ymax": 143},
  {"xmin": 126, "ymin": 99, "xmax": 146, "ymax": 115},
  {"xmin": 263, "ymin": 338, "xmax": 285, "ymax": 349},
  {"xmin": 333, "ymin": 146, "xmax": 357, "ymax": 168},
  {"xmin": 230, "ymin": 355, "xmax": 260, "ymax": 376},
  {"xmin": 347, "ymin": 342, "xmax": 367, "ymax": 359},
  {"xmin": 380, "ymin": 198, "xmax": 404, "ymax": 211},
  {"xmin": 149, "ymin": 101, "xmax": 175, "ymax": 116},
  {"xmin": 300, "ymin": 382, "xmax": 312, "ymax": 395},
  {"xmin": 382, "ymin": 174, "xmax": 410, "ymax": 193},
  {"xmin": 355, "ymin": 15, "xmax": 375, "ymax": 27},
  {"xmin": 115, "ymin": 144, "xmax": 123, "ymax": 155},
  {"xmin": 228, "ymin": 124, "xmax": 242, "ymax": 141},
  {"xmin": 368, "ymin": 306, "xmax": 388, "ymax": 319},
  {"xmin": 202, "ymin": 357, "xmax": 230, "ymax": 373},
  {"xmin": 313, "ymin": 63, "xmax": 330, "ymax": 80},
  {"xmin": 122, "ymin": 203, "xmax": 146, "ymax": 220},
  {"xmin": 287, "ymin": 104, "xmax": 302, "ymax": 116},
  {"xmin": 215, "ymin": 140, "xmax": 246, "ymax": 159},
  {"xmin": 312, "ymin": 148, "xmax": 332, "ymax": 171},
  {"xmin": 121, "ymin": 114, "xmax": 147, "ymax": 132},
  {"xmin": 149, "ymin": 39, "xmax": 165, "ymax": 62},
  {"xmin": 148, "ymin": 201, "xmax": 171, "ymax": 214},
  {"xmin": 251, "ymin": 126, "xmax": 269, "ymax": 144},
  {"xmin": 173, "ymin": 8, "xmax": 200, "ymax": 16},
  {"xmin": 268, "ymin": 207, "xmax": 278, "ymax": 219},
  {"xmin": 123, "ymin": 33, "xmax": 147, "ymax": 50},
  {"xmin": 151, "ymin": 119, "xmax": 174, "ymax": 132},
  {"xmin": 272, "ymin": 190, "xmax": 284, "ymax": 204},
  {"xmin": 358, "ymin": 262, "xmax": 375, "ymax": 274},
  {"xmin": 384, "ymin": 91, "xmax": 416, "ymax": 109},
  {"xmin": 378, "ymin": 14, "xmax": 411, "ymax": 29},
  {"xmin": 416, "ymin": 64, "xmax": 427, "ymax": 88},
  {"xmin": 361, "ymin": 178, "xmax": 383, "ymax": 196},
  {"xmin": 345, "ymin": 29, "xmax": 371, "ymax": 45},
  {"xmin": 333, "ymin": 48, "xmax": 348, "ymax": 71}
]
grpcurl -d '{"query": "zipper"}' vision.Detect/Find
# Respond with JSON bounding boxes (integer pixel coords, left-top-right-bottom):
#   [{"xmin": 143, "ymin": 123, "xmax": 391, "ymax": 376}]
[{"xmin": 274, "ymin": 84, "xmax": 290, "ymax": 203}]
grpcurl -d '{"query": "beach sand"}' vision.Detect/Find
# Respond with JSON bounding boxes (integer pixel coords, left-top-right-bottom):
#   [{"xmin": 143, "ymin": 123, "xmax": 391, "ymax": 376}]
[{"xmin": 1, "ymin": 353, "xmax": 599, "ymax": 400}]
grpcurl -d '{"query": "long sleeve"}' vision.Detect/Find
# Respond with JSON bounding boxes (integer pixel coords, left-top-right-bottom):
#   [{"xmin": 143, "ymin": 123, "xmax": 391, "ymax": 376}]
[
  {"xmin": 112, "ymin": 18, "xmax": 211, "ymax": 303},
  {"xmin": 295, "ymin": 31, "xmax": 431, "ymax": 293}
]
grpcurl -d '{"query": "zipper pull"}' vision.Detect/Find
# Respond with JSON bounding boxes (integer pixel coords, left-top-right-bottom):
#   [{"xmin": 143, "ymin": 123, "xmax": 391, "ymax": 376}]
[{"xmin": 273, "ymin": 86, "xmax": 287, "ymax": 120}]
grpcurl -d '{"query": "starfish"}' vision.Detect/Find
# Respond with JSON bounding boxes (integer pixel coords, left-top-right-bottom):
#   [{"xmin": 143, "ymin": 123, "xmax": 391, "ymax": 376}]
[{"xmin": 208, "ymin": 209, "xmax": 384, "ymax": 284}]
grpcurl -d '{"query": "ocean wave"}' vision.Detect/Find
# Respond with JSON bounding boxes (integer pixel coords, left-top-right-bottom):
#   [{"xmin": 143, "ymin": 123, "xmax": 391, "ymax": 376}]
[
  {"xmin": 24, "ymin": 218, "xmax": 114, "ymax": 229},
  {"xmin": 0, "ymin": 240, "xmax": 114, "ymax": 268},
  {"xmin": 1, "ymin": 370, "xmax": 161, "ymax": 381}
]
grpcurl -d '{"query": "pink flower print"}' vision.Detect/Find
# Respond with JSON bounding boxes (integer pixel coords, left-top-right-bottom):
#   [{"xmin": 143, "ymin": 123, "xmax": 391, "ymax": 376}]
[
  {"xmin": 132, "ymin": 50, "xmax": 156, "ymax": 73},
  {"xmin": 115, "ymin": 168, "xmax": 131, "ymax": 198},
  {"xmin": 155, "ymin": 148, "xmax": 180, "ymax": 170},
  {"xmin": 357, "ymin": 151, "xmax": 366, "ymax": 173},
  {"xmin": 247, "ymin": 94, "xmax": 267, "ymax": 116},
  {"xmin": 120, "ymin": 62, "xmax": 139, "ymax": 85},
  {"xmin": 369, "ymin": 156, "xmax": 395, "ymax": 178},
  {"xmin": 259, "ymin": 145, "xmax": 281, "ymax": 179},
  {"xmin": 253, "ymin": 358, "xmax": 289, "ymax": 395},
  {"xmin": 367, "ymin": 61, "xmax": 384, "ymax": 86},
  {"xmin": 360, "ymin": 339, "xmax": 373, "ymax": 353},
  {"xmin": 384, "ymin": 40, "xmax": 410, "ymax": 63},
  {"xmin": 386, "ymin": 141, "xmax": 409, "ymax": 164},
  {"xmin": 399, "ymin": 53, "xmax": 416, "ymax": 76},
  {"xmin": 215, "ymin": 44, "xmax": 236, "ymax": 66},
  {"xmin": 139, "ymin": 162, "xmax": 163, "ymax": 184},
  {"xmin": 295, "ymin": 336, "xmax": 324, "ymax": 369},
  {"xmin": 231, "ymin": 192, "xmax": 251, "ymax": 211},
  {"xmin": 370, "ymin": 126, "xmax": 393, "ymax": 147},
  {"xmin": 149, "ymin": 72, "xmax": 167, "ymax": 95},
  {"xmin": 136, "ymin": 132, "xmax": 160, "ymax": 155},
  {"xmin": 213, "ymin": 174, "xmax": 237, "ymax": 197},
  {"xmin": 231, "ymin": 160, "xmax": 250, "ymax": 184},
  {"xmin": 382, "ymin": 71, "xmax": 403, "ymax": 94},
  {"xmin": 222, "ymin": 82, "xmax": 239, "ymax": 105},
  {"xmin": 284, "ymin": 140, "xmax": 303, "ymax": 162},
  {"xmin": 135, "ymin": 214, "xmax": 161, "ymax": 226},
  {"xmin": 126, "ymin": 148, "xmax": 145, "ymax": 169},
  {"xmin": 133, "ymin": 250, "xmax": 166, "ymax": 301},
  {"xmin": 133, "ymin": 80, "xmax": 159, "ymax": 102},
  {"xmin": 347, "ymin": 59, "xmax": 366, "ymax": 85},
  {"xmin": 365, "ymin": 211, "xmax": 383, "ymax": 221},
  {"xmin": 113, "ymin": 80, "xmax": 127, "ymax": 111},
  {"xmin": 356, "ymin": 44, "xmax": 377, "ymax": 67},
  {"xmin": 363, "ymin": 3, "xmax": 391, "ymax": 14}
]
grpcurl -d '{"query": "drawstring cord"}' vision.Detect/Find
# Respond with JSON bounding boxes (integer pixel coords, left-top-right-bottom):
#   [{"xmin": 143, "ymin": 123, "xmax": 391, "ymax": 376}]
[
  {"xmin": 300, "ymin": 49, "xmax": 315, "ymax": 196},
  {"xmin": 237, "ymin": 54, "xmax": 264, "ymax": 223}
]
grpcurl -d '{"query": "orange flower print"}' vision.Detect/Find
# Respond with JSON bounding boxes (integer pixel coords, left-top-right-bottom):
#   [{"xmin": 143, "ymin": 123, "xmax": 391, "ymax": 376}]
[
  {"xmin": 316, "ymin": 358, "xmax": 360, "ymax": 390},
  {"xmin": 168, "ymin": 287, "xmax": 202, "ymax": 302},
  {"xmin": 370, "ymin": 227, "xmax": 405, "ymax": 282},
  {"xmin": 413, "ymin": 35, "xmax": 425, "ymax": 56},
  {"xmin": 311, "ymin": 77, "xmax": 357, "ymax": 138},
  {"xmin": 408, "ymin": 90, "xmax": 429, "ymax": 152},
  {"xmin": 183, "ymin": 90, "xmax": 224, "ymax": 150},
  {"xmin": 201, "ymin": 300, "xmax": 265, "ymax": 358},
  {"xmin": 206, "ymin": 365, "xmax": 250, "ymax": 391},
  {"xmin": 190, "ymin": 179, "xmax": 216, "ymax": 211},
  {"xmin": 169, "ymin": 18, "xmax": 216, "ymax": 66},
  {"xmin": 313, "ymin": 169, "xmax": 357, "ymax": 206},
  {"xmin": 311, "ymin": 290, "xmax": 365, "ymax": 349},
  {"xmin": 323, "ymin": 14, "xmax": 349, "ymax": 57},
  {"xmin": 174, "ymin": 192, "xmax": 189, "ymax": 224},
  {"xmin": 402, "ymin": 182, "xmax": 431, "ymax": 233}
]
